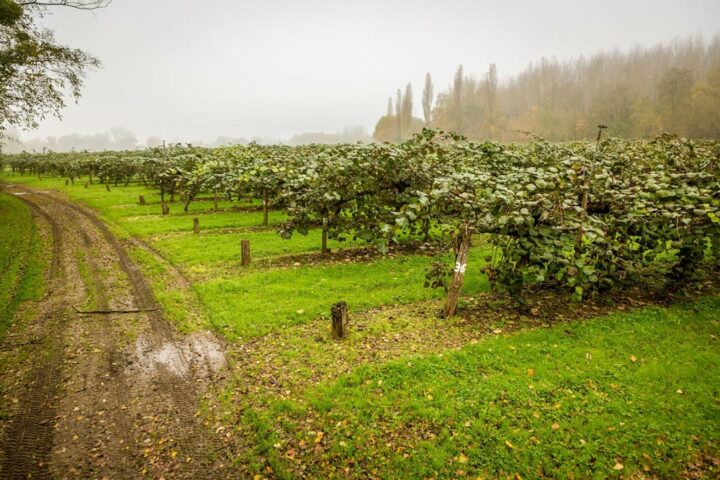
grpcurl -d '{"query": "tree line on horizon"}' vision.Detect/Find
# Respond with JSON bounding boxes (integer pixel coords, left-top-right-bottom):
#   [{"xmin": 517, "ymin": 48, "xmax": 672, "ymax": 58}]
[{"xmin": 374, "ymin": 35, "xmax": 720, "ymax": 142}]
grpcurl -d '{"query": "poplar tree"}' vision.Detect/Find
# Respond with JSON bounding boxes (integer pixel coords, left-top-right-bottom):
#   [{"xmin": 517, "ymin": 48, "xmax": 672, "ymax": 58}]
[
  {"xmin": 402, "ymin": 83, "xmax": 413, "ymax": 136},
  {"xmin": 422, "ymin": 73, "xmax": 433, "ymax": 125}
]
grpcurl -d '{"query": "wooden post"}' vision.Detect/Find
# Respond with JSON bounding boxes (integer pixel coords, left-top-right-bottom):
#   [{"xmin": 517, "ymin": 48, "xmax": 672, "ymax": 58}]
[
  {"xmin": 161, "ymin": 203, "xmax": 169, "ymax": 215},
  {"xmin": 139, "ymin": 195, "xmax": 146, "ymax": 205},
  {"xmin": 193, "ymin": 217, "xmax": 200, "ymax": 234},
  {"xmin": 240, "ymin": 240, "xmax": 251, "ymax": 266},
  {"xmin": 65, "ymin": 179, "xmax": 69, "ymax": 186},
  {"xmin": 262, "ymin": 191, "xmax": 269, "ymax": 226},
  {"xmin": 443, "ymin": 224, "xmax": 472, "ymax": 319},
  {"xmin": 105, "ymin": 183, "xmax": 110, "ymax": 192},
  {"xmin": 331, "ymin": 301, "xmax": 348, "ymax": 339},
  {"xmin": 321, "ymin": 218, "xmax": 329, "ymax": 255}
]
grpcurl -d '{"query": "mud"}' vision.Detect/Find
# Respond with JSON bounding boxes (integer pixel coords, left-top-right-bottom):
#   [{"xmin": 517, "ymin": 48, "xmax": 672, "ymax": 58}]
[{"xmin": 0, "ymin": 184, "xmax": 235, "ymax": 479}]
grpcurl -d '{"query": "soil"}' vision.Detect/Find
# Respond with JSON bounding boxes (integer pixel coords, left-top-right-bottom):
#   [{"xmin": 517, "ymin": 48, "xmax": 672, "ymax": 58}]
[{"xmin": 0, "ymin": 184, "xmax": 234, "ymax": 479}]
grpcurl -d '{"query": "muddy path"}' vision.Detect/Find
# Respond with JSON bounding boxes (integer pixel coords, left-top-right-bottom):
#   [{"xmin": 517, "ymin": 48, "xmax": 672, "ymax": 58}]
[{"xmin": 0, "ymin": 184, "xmax": 234, "ymax": 479}]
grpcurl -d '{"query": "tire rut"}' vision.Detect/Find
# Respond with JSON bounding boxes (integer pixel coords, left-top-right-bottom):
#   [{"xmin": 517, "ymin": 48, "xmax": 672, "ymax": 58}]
[
  {"xmin": 0, "ymin": 185, "xmax": 233, "ymax": 479},
  {"xmin": 0, "ymin": 192, "xmax": 71, "ymax": 479}
]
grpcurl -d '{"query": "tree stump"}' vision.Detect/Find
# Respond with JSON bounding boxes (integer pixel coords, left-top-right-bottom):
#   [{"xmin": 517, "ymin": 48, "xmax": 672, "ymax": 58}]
[
  {"xmin": 105, "ymin": 183, "xmax": 110, "ymax": 192},
  {"xmin": 240, "ymin": 239, "xmax": 250, "ymax": 266},
  {"xmin": 331, "ymin": 301, "xmax": 348, "ymax": 339},
  {"xmin": 161, "ymin": 203, "xmax": 169, "ymax": 215},
  {"xmin": 193, "ymin": 217, "xmax": 200, "ymax": 234},
  {"xmin": 65, "ymin": 179, "xmax": 69, "ymax": 186},
  {"xmin": 139, "ymin": 195, "xmax": 146, "ymax": 205}
]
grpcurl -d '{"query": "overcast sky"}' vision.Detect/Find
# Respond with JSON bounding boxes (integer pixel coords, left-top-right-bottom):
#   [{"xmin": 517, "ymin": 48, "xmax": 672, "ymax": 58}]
[{"xmin": 25, "ymin": 0, "xmax": 720, "ymax": 143}]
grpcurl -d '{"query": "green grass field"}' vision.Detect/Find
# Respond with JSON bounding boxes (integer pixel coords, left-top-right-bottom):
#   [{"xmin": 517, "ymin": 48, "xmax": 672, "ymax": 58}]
[
  {"xmin": 222, "ymin": 298, "xmax": 720, "ymax": 479},
  {"xmin": 0, "ymin": 191, "xmax": 45, "ymax": 336},
  {"xmin": 3, "ymin": 171, "xmax": 719, "ymax": 477}
]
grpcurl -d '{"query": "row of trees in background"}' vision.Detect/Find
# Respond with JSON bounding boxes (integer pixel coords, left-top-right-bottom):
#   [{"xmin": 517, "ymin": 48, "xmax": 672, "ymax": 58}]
[
  {"xmin": 4, "ymin": 130, "xmax": 719, "ymax": 315},
  {"xmin": 376, "ymin": 35, "xmax": 720, "ymax": 142},
  {"xmin": 1, "ymin": 126, "xmax": 373, "ymax": 153}
]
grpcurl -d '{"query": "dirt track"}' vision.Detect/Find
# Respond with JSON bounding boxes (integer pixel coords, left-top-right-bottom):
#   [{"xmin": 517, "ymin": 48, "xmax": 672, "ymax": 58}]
[{"xmin": 0, "ymin": 185, "xmax": 233, "ymax": 479}]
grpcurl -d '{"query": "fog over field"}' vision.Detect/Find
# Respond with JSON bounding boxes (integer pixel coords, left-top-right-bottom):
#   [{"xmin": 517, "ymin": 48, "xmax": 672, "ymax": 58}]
[{"xmin": 7, "ymin": 0, "xmax": 720, "ymax": 149}]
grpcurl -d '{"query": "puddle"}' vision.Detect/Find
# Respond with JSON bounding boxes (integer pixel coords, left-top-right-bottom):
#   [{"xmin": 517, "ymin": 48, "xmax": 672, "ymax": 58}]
[{"xmin": 129, "ymin": 331, "xmax": 225, "ymax": 380}]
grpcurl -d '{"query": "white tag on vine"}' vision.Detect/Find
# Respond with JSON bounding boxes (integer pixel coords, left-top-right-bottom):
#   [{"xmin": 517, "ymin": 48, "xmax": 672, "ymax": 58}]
[{"xmin": 454, "ymin": 261, "xmax": 467, "ymax": 274}]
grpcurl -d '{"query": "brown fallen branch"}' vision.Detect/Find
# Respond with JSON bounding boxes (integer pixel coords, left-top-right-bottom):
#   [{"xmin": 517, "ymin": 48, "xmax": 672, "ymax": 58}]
[{"xmin": 72, "ymin": 305, "xmax": 162, "ymax": 314}]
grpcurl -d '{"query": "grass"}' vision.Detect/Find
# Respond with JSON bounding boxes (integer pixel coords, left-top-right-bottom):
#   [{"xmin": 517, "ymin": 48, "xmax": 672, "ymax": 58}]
[
  {"xmin": 153, "ymin": 228, "xmax": 365, "ymax": 270},
  {"xmin": 128, "ymin": 245, "xmax": 210, "ymax": 333},
  {"xmin": 1, "ymin": 172, "xmax": 284, "ymax": 237},
  {"xmin": 0, "ymin": 192, "xmax": 45, "ymax": 336},
  {"xmin": 196, "ymin": 247, "xmax": 489, "ymax": 339},
  {"xmin": 223, "ymin": 297, "xmax": 720, "ymax": 479},
  {"xmin": 3, "ymin": 170, "xmax": 719, "ymax": 477},
  {"xmin": 1, "ymin": 172, "xmax": 494, "ymax": 340}
]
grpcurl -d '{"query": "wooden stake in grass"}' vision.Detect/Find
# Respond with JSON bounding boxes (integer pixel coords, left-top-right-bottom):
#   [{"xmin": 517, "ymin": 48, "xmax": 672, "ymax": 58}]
[
  {"xmin": 105, "ymin": 183, "xmax": 110, "ymax": 192},
  {"xmin": 193, "ymin": 217, "xmax": 200, "ymax": 234},
  {"xmin": 139, "ymin": 195, "xmax": 146, "ymax": 205},
  {"xmin": 240, "ymin": 239, "xmax": 251, "ymax": 266},
  {"xmin": 262, "ymin": 191, "xmax": 269, "ymax": 226},
  {"xmin": 321, "ymin": 217, "xmax": 329, "ymax": 255},
  {"xmin": 331, "ymin": 301, "xmax": 348, "ymax": 339},
  {"xmin": 161, "ymin": 203, "xmax": 169, "ymax": 215},
  {"xmin": 444, "ymin": 223, "xmax": 472, "ymax": 319}
]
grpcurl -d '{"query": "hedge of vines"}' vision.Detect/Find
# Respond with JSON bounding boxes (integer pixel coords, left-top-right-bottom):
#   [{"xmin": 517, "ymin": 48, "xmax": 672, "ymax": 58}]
[{"xmin": 3, "ymin": 129, "xmax": 719, "ymax": 308}]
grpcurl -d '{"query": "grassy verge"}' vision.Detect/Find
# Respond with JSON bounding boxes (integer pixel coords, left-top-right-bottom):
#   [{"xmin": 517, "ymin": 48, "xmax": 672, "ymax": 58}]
[
  {"xmin": 0, "ymin": 192, "xmax": 45, "ymax": 336},
  {"xmin": 221, "ymin": 297, "xmax": 720, "ymax": 479}
]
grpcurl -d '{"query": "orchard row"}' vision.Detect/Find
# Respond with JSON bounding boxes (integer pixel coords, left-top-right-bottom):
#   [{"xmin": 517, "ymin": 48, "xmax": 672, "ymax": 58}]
[{"xmin": 4, "ymin": 129, "xmax": 719, "ymax": 312}]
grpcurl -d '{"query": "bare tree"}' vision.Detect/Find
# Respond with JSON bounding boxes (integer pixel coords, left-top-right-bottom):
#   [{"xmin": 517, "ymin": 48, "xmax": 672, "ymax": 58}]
[
  {"xmin": 17, "ymin": 1, "xmax": 110, "ymax": 9},
  {"xmin": 422, "ymin": 73, "xmax": 433, "ymax": 125},
  {"xmin": 402, "ymin": 83, "xmax": 413, "ymax": 136},
  {"xmin": 395, "ymin": 88, "xmax": 402, "ymax": 141},
  {"xmin": 452, "ymin": 65, "xmax": 464, "ymax": 134},
  {"xmin": 486, "ymin": 63, "xmax": 498, "ymax": 138}
]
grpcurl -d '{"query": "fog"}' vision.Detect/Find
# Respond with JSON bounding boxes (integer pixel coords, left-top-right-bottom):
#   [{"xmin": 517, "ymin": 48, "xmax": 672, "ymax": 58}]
[{"xmin": 12, "ymin": 0, "xmax": 720, "ymax": 147}]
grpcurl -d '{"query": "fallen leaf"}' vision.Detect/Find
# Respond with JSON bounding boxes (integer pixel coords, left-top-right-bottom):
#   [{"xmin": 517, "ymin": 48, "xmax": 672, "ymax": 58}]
[
  {"xmin": 630, "ymin": 355, "xmax": 637, "ymax": 362},
  {"xmin": 614, "ymin": 462, "xmax": 624, "ymax": 470},
  {"xmin": 458, "ymin": 453, "xmax": 469, "ymax": 464},
  {"xmin": 552, "ymin": 423, "xmax": 560, "ymax": 431},
  {"xmin": 527, "ymin": 368, "xmax": 535, "ymax": 377},
  {"xmin": 505, "ymin": 440, "xmax": 515, "ymax": 449}
]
